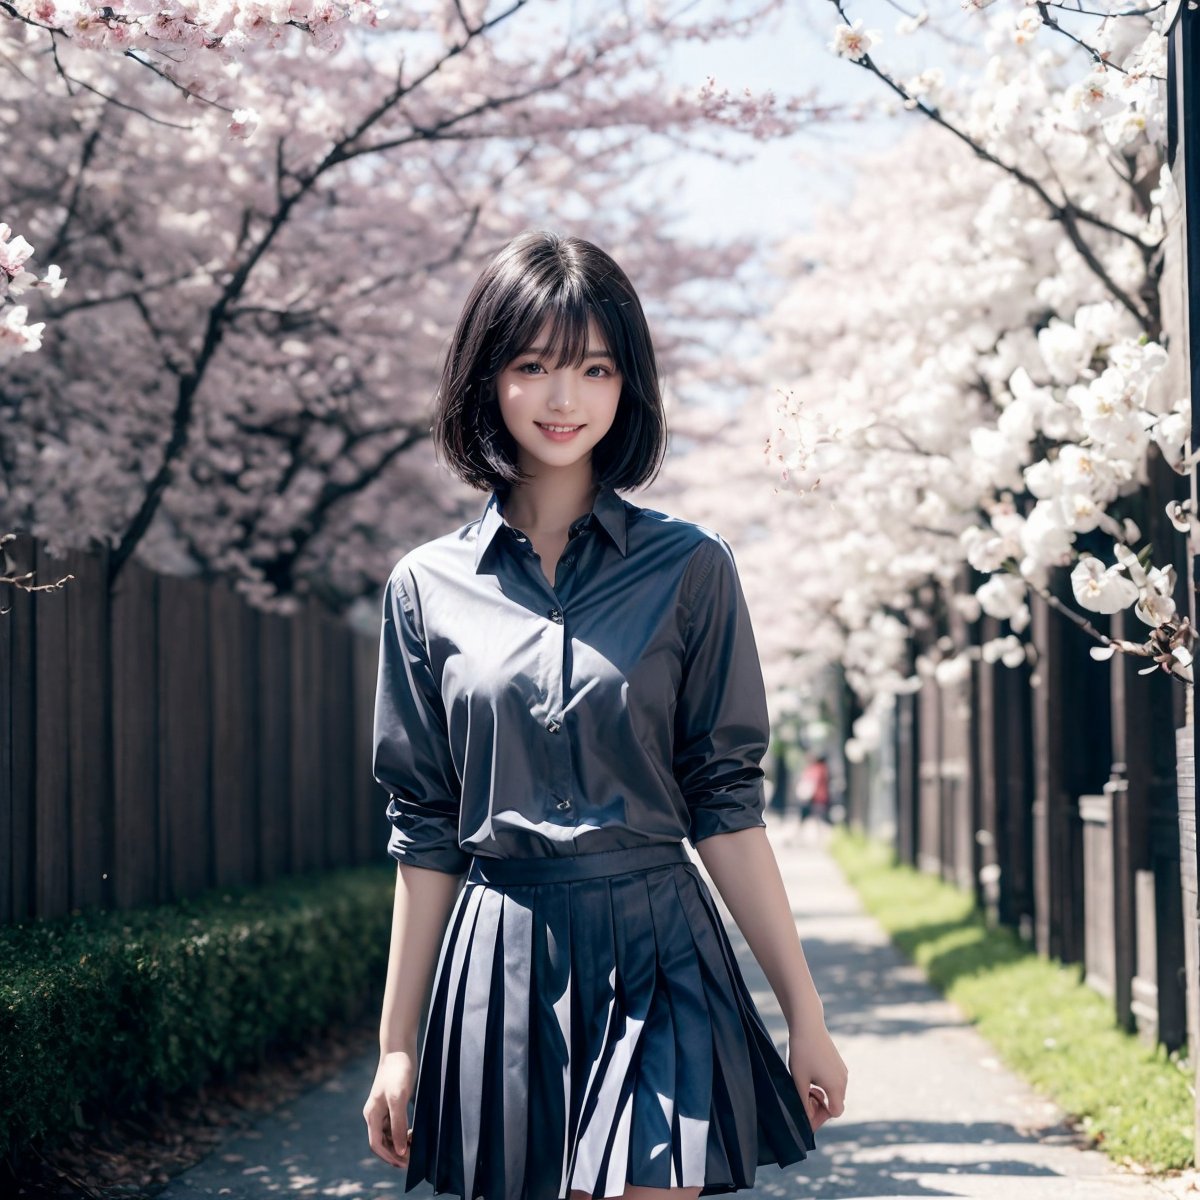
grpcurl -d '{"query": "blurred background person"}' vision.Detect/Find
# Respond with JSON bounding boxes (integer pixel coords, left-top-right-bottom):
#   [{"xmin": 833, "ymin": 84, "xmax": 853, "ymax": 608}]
[{"xmin": 796, "ymin": 753, "xmax": 831, "ymax": 844}]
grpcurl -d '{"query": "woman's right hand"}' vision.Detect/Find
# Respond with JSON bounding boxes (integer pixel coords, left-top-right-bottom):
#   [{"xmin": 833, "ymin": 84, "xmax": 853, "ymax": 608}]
[{"xmin": 364, "ymin": 1049, "xmax": 417, "ymax": 1169}]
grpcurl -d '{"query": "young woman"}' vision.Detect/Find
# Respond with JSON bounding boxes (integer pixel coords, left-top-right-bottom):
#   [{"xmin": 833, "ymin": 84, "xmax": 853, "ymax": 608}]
[{"xmin": 362, "ymin": 230, "xmax": 847, "ymax": 1200}]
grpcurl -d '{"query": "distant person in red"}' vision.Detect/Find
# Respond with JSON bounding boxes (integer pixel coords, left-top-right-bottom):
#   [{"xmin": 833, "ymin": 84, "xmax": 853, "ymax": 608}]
[{"xmin": 797, "ymin": 754, "xmax": 831, "ymax": 825}]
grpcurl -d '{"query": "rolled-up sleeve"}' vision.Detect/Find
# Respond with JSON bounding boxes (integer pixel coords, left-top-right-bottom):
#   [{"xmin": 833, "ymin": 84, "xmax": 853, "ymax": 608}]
[
  {"xmin": 373, "ymin": 565, "xmax": 470, "ymax": 875},
  {"xmin": 673, "ymin": 535, "xmax": 770, "ymax": 844}
]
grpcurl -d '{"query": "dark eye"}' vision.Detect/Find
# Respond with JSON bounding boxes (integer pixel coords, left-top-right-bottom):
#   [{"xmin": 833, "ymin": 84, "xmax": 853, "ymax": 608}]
[{"xmin": 515, "ymin": 360, "xmax": 612, "ymax": 377}]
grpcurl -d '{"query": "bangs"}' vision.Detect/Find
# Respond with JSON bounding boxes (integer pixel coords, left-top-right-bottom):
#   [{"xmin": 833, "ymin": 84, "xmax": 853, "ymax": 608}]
[{"xmin": 499, "ymin": 290, "xmax": 616, "ymax": 374}]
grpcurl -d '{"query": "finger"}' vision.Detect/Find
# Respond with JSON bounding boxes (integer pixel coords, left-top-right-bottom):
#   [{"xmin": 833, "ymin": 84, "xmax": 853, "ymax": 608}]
[
  {"xmin": 372, "ymin": 1131, "xmax": 404, "ymax": 1168},
  {"xmin": 810, "ymin": 1083, "xmax": 838, "ymax": 1126},
  {"xmin": 387, "ymin": 1097, "xmax": 411, "ymax": 1166},
  {"xmin": 798, "ymin": 1078, "xmax": 815, "ymax": 1122},
  {"xmin": 386, "ymin": 1119, "xmax": 409, "ymax": 1168},
  {"xmin": 365, "ymin": 1109, "xmax": 404, "ymax": 1169}
]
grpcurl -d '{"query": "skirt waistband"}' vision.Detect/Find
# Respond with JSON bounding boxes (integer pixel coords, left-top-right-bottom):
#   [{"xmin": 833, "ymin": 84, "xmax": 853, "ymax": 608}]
[{"xmin": 466, "ymin": 840, "xmax": 690, "ymax": 885}]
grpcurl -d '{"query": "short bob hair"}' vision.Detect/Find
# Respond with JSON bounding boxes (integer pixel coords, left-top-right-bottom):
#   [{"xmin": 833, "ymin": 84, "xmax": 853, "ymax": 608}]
[{"xmin": 431, "ymin": 229, "xmax": 667, "ymax": 494}]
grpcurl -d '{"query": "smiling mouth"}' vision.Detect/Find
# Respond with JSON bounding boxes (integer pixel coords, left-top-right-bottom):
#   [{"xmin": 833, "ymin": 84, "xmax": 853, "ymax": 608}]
[{"xmin": 536, "ymin": 422, "xmax": 584, "ymax": 432}]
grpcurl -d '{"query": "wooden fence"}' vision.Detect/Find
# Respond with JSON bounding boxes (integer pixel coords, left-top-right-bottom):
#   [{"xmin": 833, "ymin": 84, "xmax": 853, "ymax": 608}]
[
  {"xmin": 1, "ymin": 534, "xmax": 383, "ymax": 925},
  {"xmin": 844, "ymin": 561, "xmax": 1189, "ymax": 1054}
]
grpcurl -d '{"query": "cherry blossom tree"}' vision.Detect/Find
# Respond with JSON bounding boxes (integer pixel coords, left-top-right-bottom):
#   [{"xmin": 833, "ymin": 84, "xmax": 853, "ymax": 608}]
[
  {"xmin": 757, "ymin": 0, "xmax": 1184, "ymax": 752},
  {"xmin": 0, "ymin": 224, "xmax": 66, "ymax": 361},
  {"xmin": 2, "ymin": 0, "xmax": 379, "ymax": 357},
  {"xmin": 4, "ymin": 0, "xmax": 382, "ymax": 86},
  {"xmin": 2, "ymin": 0, "xmax": 828, "ymax": 612}
]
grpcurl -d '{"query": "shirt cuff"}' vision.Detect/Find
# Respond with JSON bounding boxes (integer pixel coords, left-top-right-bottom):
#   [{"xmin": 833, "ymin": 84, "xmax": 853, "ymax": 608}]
[
  {"xmin": 386, "ymin": 795, "xmax": 472, "ymax": 875},
  {"xmin": 687, "ymin": 782, "xmax": 769, "ymax": 843}
]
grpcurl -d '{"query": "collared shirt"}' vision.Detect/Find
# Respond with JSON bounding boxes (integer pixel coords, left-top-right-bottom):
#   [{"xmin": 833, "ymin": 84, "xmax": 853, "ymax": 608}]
[{"xmin": 372, "ymin": 482, "xmax": 770, "ymax": 874}]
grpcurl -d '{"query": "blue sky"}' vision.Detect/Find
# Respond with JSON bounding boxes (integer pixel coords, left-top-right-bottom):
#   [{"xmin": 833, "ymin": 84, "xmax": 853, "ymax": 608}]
[{"xmin": 660, "ymin": 1, "xmax": 898, "ymax": 243}]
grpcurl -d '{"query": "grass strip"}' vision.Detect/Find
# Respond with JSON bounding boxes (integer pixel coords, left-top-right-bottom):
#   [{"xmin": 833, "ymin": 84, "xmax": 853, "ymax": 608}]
[{"xmin": 828, "ymin": 824, "xmax": 1195, "ymax": 1171}]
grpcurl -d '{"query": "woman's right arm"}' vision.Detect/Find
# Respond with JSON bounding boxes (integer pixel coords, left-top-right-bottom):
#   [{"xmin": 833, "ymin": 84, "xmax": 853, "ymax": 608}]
[
  {"xmin": 364, "ymin": 862, "xmax": 463, "ymax": 1169},
  {"xmin": 364, "ymin": 566, "xmax": 471, "ymax": 1169}
]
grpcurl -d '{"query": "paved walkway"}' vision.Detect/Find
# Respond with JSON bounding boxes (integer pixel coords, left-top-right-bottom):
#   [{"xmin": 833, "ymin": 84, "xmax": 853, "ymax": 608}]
[{"xmin": 159, "ymin": 820, "xmax": 1196, "ymax": 1199}]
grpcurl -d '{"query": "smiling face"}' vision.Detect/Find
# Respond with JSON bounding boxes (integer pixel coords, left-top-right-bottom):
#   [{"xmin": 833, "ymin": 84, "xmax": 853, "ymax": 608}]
[{"xmin": 495, "ymin": 313, "xmax": 623, "ymax": 478}]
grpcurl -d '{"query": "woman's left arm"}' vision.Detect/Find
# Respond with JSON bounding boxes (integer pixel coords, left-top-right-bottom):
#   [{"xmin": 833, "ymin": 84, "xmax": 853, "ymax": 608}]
[
  {"xmin": 672, "ymin": 536, "xmax": 848, "ymax": 1128},
  {"xmin": 696, "ymin": 824, "xmax": 849, "ymax": 1130},
  {"xmin": 694, "ymin": 825, "xmax": 823, "ymax": 1029}
]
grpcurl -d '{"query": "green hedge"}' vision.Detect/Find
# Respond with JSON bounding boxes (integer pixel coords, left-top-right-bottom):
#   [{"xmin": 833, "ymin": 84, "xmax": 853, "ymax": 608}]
[{"xmin": 0, "ymin": 864, "xmax": 397, "ymax": 1168}]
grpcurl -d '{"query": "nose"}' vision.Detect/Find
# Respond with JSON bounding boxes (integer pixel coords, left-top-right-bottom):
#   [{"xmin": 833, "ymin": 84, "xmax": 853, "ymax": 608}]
[{"xmin": 548, "ymin": 371, "xmax": 579, "ymax": 412}]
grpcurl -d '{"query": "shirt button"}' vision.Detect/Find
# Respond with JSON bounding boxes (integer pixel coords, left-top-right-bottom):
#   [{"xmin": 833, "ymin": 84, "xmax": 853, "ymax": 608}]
[
  {"xmin": 546, "ymin": 718, "xmax": 561, "ymax": 733},
  {"xmin": 548, "ymin": 607, "xmax": 563, "ymax": 623}
]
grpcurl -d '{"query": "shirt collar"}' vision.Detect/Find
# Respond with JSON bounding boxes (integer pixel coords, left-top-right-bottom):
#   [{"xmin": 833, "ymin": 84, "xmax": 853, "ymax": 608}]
[{"xmin": 473, "ymin": 483, "xmax": 629, "ymax": 570}]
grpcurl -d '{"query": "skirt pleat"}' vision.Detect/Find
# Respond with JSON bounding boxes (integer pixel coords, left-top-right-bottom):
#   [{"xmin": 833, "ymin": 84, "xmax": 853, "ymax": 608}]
[
  {"xmin": 645, "ymin": 868, "xmax": 715, "ymax": 1189},
  {"xmin": 404, "ymin": 854, "xmax": 815, "ymax": 1200},
  {"xmin": 459, "ymin": 887, "xmax": 499, "ymax": 1197},
  {"xmin": 522, "ymin": 883, "xmax": 571, "ymax": 1200},
  {"xmin": 413, "ymin": 880, "xmax": 478, "ymax": 1195},
  {"xmin": 689, "ymin": 873, "xmax": 815, "ymax": 1169},
  {"xmin": 665, "ymin": 868, "xmax": 761, "ymax": 1187},
  {"xmin": 498, "ymin": 893, "xmax": 534, "ymax": 1195}
]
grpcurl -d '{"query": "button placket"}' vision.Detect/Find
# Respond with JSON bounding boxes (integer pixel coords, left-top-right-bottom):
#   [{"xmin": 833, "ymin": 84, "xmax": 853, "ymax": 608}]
[
  {"xmin": 547, "ymin": 589, "xmax": 573, "ymax": 811},
  {"xmin": 511, "ymin": 527, "xmax": 576, "ymax": 817}
]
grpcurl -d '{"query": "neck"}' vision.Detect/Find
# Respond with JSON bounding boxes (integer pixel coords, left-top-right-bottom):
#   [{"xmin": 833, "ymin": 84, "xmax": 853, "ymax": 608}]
[{"xmin": 500, "ymin": 470, "xmax": 600, "ymax": 535}]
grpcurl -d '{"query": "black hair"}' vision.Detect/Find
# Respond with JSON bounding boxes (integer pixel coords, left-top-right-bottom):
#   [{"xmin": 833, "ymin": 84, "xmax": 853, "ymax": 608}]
[{"xmin": 431, "ymin": 229, "xmax": 667, "ymax": 493}]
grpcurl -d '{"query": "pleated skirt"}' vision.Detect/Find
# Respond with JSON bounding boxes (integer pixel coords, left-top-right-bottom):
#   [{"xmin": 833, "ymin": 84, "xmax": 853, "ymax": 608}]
[{"xmin": 404, "ymin": 840, "xmax": 816, "ymax": 1200}]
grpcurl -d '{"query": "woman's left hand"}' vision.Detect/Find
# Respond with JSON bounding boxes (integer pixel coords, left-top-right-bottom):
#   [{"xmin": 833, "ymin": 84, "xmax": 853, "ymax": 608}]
[{"xmin": 787, "ymin": 1015, "xmax": 848, "ymax": 1132}]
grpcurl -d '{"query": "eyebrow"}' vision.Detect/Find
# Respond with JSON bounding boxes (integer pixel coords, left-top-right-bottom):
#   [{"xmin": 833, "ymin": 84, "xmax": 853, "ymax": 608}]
[{"xmin": 524, "ymin": 346, "xmax": 614, "ymax": 360}]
